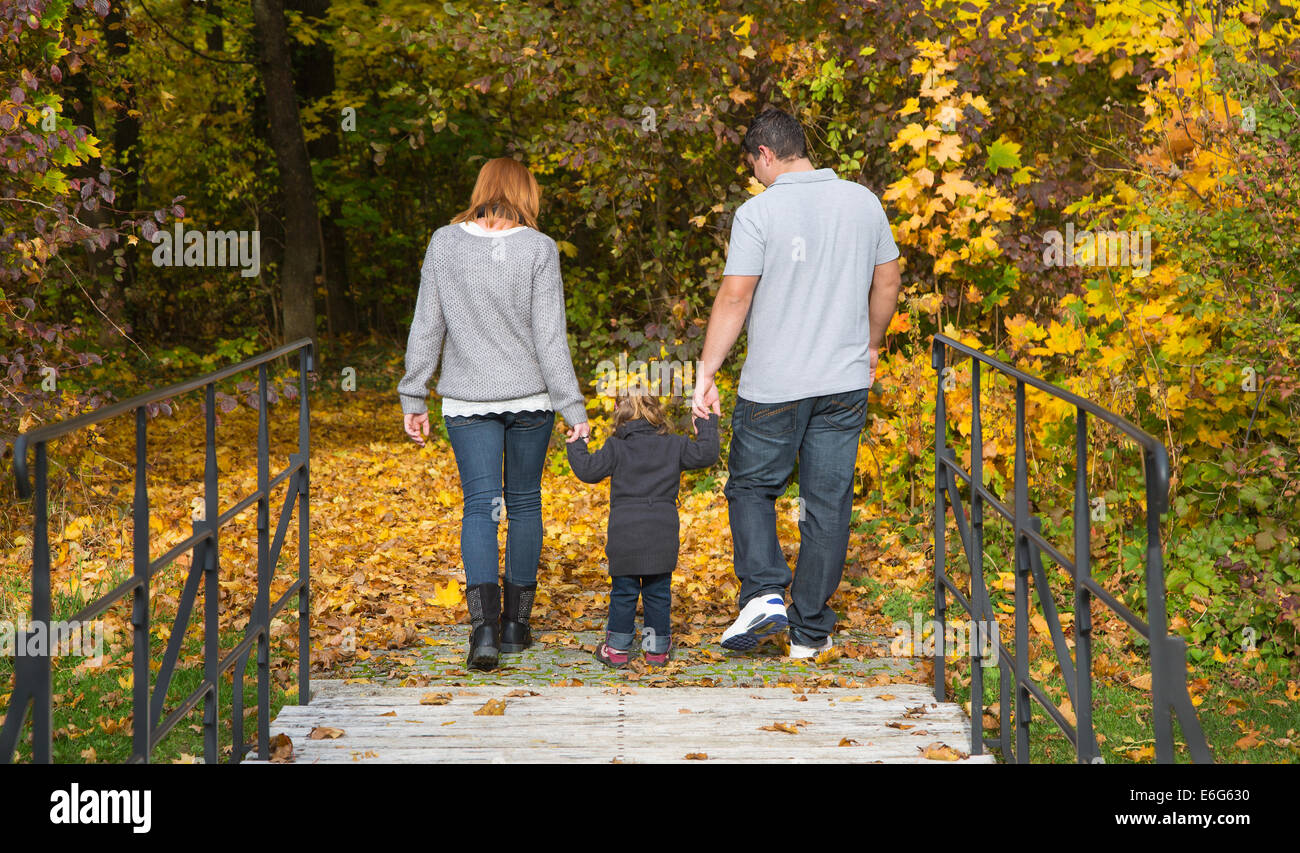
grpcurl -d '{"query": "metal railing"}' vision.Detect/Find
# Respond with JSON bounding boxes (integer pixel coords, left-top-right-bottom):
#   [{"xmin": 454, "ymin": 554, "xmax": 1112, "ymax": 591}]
[
  {"xmin": 1, "ymin": 338, "xmax": 313, "ymax": 763},
  {"xmin": 931, "ymin": 333, "xmax": 1212, "ymax": 763}
]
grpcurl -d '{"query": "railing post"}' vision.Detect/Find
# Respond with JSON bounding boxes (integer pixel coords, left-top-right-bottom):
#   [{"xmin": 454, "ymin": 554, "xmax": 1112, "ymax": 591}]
[
  {"xmin": 255, "ymin": 364, "xmax": 271, "ymax": 761},
  {"xmin": 931, "ymin": 338, "xmax": 947, "ymax": 704},
  {"xmin": 202, "ymin": 383, "xmax": 220, "ymax": 764},
  {"xmin": 1013, "ymin": 380, "xmax": 1030, "ymax": 763},
  {"xmin": 298, "ymin": 342, "xmax": 312, "ymax": 706},
  {"xmin": 32, "ymin": 442, "xmax": 53, "ymax": 763},
  {"xmin": 969, "ymin": 358, "xmax": 985, "ymax": 756},
  {"xmin": 131, "ymin": 407, "xmax": 152, "ymax": 762},
  {"xmin": 1074, "ymin": 408, "xmax": 1097, "ymax": 763},
  {"xmin": 1145, "ymin": 447, "xmax": 1174, "ymax": 763}
]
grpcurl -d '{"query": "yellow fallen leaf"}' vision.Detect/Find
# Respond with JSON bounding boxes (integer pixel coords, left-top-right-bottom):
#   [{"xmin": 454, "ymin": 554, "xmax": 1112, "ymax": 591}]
[
  {"xmin": 474, "ymin": 699, "xmax": 506, "ymax": 716},
  {"xmin": 420, "ymin": 692, "xmax": 451, "ymax": 705},
  {"xmin": 684, "ymin": 752, "xmax": 708, "ymax": 760},
  {"xmin": 309, "ymin": 726, "xmax": 345, "ymax": 740},
  {"xmin": 431, "ymin": 580, "xmax": 463, "ymax": 608}
]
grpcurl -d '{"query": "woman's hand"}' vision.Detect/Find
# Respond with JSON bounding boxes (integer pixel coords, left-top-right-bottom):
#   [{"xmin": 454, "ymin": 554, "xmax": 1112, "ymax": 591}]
[
  {"xmin": 565, "ymin": 421, "xmax": 591, "ymax": 443},
  {"xmin": 404, "ymin": 412, "xmax": 430, "ymax": 446}
]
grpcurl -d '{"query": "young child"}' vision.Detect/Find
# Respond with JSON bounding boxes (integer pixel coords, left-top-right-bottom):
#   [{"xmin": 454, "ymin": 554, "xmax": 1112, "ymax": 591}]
[{"xmin": 566, "ymin": 388, "xmax": 720, "ymax": 667}]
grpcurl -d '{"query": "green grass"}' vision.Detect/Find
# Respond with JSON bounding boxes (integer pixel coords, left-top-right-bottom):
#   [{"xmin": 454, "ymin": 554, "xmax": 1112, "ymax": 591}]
[
  {"xmin": 1, "ymin": 548, "xmax": 306, "ymax": 764},
  {"xmin": 936, "ymin": 646, "xmax": 1297, "ymax": 763}
]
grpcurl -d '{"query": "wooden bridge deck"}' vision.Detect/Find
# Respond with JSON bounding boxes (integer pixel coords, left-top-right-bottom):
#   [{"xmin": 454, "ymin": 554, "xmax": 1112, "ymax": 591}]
[{"xmin": 245, "ymin": 680, "xmax": 996, "ymax": 764}]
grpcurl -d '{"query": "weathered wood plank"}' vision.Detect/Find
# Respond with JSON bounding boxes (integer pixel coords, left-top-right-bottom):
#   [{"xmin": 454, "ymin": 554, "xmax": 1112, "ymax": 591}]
[{"xmin": 246, "ymin": 683, "xmax": 995, "ymax": 764}]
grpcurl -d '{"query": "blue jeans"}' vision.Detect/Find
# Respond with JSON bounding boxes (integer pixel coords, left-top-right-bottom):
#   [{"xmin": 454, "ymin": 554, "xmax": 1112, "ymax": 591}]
[
  {"xmin": 443, "ymin": 409, "xmax": 555, "ymax": 587},
  {"xmin": 607, "ymin": 573, "xmax": 671, "ymax": 653},
  {"xmin": 723, "ymin": 387, "xmax": 868, "ymax": 646}
]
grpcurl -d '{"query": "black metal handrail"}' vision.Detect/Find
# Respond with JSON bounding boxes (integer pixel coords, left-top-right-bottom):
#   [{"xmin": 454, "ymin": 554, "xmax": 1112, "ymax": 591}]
[
  {"xmin": 931, "ymin": 333, "xmax": 1212, "ymax": 763},
  {"xmin": 2, "ymin": 338, "xmax": 313, "ymax": 763}
]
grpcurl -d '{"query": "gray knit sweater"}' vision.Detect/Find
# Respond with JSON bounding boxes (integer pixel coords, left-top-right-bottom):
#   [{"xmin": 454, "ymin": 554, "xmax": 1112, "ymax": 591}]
[{"xmin": 397, "ymin": 224, "xmax": 588, "ymax": 426}]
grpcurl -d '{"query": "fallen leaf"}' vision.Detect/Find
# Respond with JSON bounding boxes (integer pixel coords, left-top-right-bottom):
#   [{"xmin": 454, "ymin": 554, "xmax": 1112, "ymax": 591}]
[
  {"xmin": 875, "ymin": 694, "xmax": 895, "ymax": 701},
  {"xmin": 920, "ymin": 742, "xmax": 969, "ymax": 761},
  {"xmin": 1128, "ymin": 673, "xmax": 1152, "ymax": 691},
  {"xmin": 420, "ymin": 692, "xmax": 452, "ymax": 705},
  {"xmin": 838, "ymin": 738, "xmax": 859, "ymax": 747},
  {"xmin": 814, "ymin": 646, "xmax": 842, "ymax": 665},
  {"xmin": 474, "ymin": 698, "xmax": 506, "ymax": 716},
  {"xmin": 378, "ymin": 711, "xmax": 397, "ymax": 717},
  {"xmin": 441, "ymin": 721, "xmax": 456, "ymax": 726},
  {"xmin": 759, "ymin": 722, "xmax": 800, "ymax": 734},
  {"xmin": 506, "ymin": 689, "xmax": 539, "ymax": 698},
  {"xmin": 887, "ymin": 721, "xmax": 915, "ymax": 730},
  {"xmin": 678, "ymin": 708, "xmax": 693, "ymax": 714},
  {"xmin": 1126, "ymin": 745, "xmax": 1156, "ymax": 761},
  {"xmin": 684, "ymin": 752, "xmax": 708, "ymax": 760},
  {"xmin": 309, "ymin": 726, "xmax": 345, "ymax": 740},
  {"xmin": 269, "ymin": 733, "xmax": 293, "ymax": 763},
  {"xmin": 839, "ymin": 695, "xmax": 863, "ymax": 702}
]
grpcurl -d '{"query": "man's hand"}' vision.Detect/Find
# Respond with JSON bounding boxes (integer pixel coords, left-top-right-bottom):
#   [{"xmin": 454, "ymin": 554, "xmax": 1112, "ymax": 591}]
[
  {"xmin": 565, "ymin": 421, "xmax": 591, "ymax": 443},
  {"xmin": 692, "ymin": 374, "xmax": 721, "ymax": 420},
  {"xmin": 404, "ymin": 412, "xmax": 430, "ymax": 446},
  {"xmin": 868, "ymin": 347, "xmax": 878, "ymax": 381}
]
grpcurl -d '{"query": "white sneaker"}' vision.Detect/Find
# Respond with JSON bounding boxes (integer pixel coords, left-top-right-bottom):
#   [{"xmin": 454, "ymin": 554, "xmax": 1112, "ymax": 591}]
[
  {"xmin": 720, "ymin": 595, "xmax": 788, "ymax": 651},
  {"xmin": 788, "ymin": 636, "xmax": 832, "ymax": 660}
]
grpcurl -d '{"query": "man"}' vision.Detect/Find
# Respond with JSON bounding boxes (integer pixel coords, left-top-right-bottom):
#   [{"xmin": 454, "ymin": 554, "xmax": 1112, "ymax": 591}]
[{"xmin": 692, "ymin": 107, "xmax": 902, "ymax": 658}]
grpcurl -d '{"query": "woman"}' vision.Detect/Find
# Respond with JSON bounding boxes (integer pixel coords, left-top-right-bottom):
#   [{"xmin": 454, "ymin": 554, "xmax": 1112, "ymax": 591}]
[{"xmin": 398, "ymin": 157, "xmax": 589, "ymax": 671}]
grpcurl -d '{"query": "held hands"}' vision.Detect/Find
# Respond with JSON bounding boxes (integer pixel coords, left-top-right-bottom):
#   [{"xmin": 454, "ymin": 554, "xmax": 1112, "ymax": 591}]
[
  {"xmin": 691, "ymin": 373, "xmax": 722, "ymax": 420},
  {"xmin": 565, "ymin": 421, "xmax": 591, "ymax": 443},
  {"xmin": 404, "ymin": 412, "xmax": 430, "ymax": 446}
]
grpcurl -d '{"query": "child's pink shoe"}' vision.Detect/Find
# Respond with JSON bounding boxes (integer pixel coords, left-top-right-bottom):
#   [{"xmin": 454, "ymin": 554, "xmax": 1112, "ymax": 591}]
[
  {"xmin": 595, "ymin": 640, "xmax": 630, "ymax": 668},
  {"xmin": 644, "ymin": 644, "xmax": 672, "ymax": 668}
]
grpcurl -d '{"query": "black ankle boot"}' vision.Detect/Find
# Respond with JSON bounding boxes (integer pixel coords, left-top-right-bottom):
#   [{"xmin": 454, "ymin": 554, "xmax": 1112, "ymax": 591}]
[
  {"xmin": 501, "ymin": 580, "xmax": 537, "ymax": 653},
  {"xmin": 465, "ymin": 582, "xmax": 500, "ymax": 670}
]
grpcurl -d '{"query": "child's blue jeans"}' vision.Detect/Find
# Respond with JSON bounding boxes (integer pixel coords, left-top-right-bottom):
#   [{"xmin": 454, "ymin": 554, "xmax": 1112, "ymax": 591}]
[{"xmin": 606, "ymin": 573, "xmax": 671, "ymax": 653}]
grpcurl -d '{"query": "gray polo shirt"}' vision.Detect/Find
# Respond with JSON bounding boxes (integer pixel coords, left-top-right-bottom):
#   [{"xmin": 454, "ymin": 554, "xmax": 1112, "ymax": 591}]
[{"xmin": 722, "ymin": 168, "xmax": 898, "ymax": 404}]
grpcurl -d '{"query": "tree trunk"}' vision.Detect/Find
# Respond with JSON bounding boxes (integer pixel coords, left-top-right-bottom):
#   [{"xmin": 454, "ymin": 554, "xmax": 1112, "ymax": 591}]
[
  {"xmin": 103, "ymin": 3, "xmax": 139, "ymax": 345},
  {"xmin": 288, "ymin": 0, "xmax": 354, "ymax": 336},
  {"xmin": 251, "ymin": 0, "xmax": 320, "ymax": 356}
]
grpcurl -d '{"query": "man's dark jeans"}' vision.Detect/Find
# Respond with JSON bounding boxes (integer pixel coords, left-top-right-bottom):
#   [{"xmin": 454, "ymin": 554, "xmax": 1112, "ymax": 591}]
[
  {"xmin": 443, "ymin": 409, "xmax": 555, "ymax": 587},
  {"xmin": 723, "ymin": 387, "xmax": 868, "ymax": 647},
  {"xmin": 606, "ymin": 573, "xmax": 671, "ymax": 653}
]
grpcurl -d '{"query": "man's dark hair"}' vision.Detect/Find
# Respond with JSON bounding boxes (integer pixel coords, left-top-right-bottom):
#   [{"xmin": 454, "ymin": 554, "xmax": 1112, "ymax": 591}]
[{"xmin": 741, "ymin": 108, "xmax": 809, "ymax": 161}]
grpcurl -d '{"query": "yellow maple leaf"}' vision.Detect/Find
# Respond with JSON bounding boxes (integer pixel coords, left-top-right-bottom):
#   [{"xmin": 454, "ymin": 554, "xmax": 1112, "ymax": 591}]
[{"xmin": 431, "ymin": 580, "xmax": 463, "ymax": 608}]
